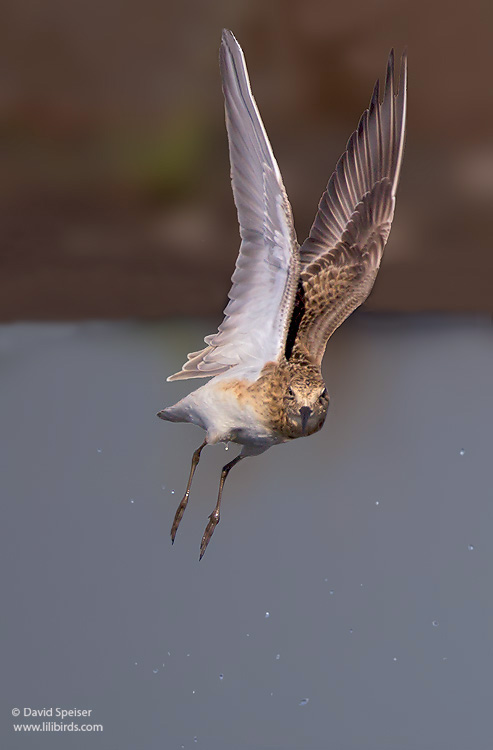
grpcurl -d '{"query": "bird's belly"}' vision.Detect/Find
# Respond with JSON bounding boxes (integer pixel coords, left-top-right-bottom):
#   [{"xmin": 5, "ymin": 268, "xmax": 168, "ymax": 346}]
[
  {"xmin": 211, "ymin": 403, "xmax": 277, "ymax": 447},
  {"xmin": 193, "ymin": 383, "xmax": 279, "ymax": 447},
  {"xmin": 230, "ymin": 423, "xmax": 282, "ymax": 449}
]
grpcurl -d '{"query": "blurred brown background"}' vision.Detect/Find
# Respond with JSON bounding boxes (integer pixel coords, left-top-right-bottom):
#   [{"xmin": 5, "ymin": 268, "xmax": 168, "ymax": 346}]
[{"xmin": 1, "ymin": 0, "xmax": 492, "ymax": 320}]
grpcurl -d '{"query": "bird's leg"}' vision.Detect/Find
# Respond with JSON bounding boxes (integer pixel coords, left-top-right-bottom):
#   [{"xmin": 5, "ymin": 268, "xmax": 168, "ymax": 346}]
[
  {"xmin": 171, "ymin": 440, "xmax": 207, "ymax": 544},
  {"xmin": 199, "ymin": 454, "xmax": 244, "ymax": 560}
]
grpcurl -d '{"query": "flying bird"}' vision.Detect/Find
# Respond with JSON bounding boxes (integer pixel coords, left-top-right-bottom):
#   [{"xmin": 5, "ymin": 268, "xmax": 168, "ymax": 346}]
[{"xmin": 158, "ymin": 29, "xmax": 407, "ymax": 559}]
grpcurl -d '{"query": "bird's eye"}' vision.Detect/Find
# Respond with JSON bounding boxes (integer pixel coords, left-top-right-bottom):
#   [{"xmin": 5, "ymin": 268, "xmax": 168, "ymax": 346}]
[
  {"xmin": 288, "ymin": 386, "xmax": 294, "ymax": 398},
  {"xmin": 319, "ymin": 388, "xmax": 327, "ymax": 401}
]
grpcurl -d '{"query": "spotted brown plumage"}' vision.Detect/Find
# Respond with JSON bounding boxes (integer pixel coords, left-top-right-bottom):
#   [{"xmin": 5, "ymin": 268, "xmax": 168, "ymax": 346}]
[
  {"xmin": 293, "ymin": 51, "xmax": 406, "ymax": 366},
  {"xmin": 158, "ymin": 30, "xmax": 407, "ymax": 558}
]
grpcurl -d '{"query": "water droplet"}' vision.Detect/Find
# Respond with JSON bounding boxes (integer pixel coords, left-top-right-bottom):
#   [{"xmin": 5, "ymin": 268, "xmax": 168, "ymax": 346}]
[
  {"xmin": 161, "ymin": 485, "xmax": 166, "ymax": 490},
  {"xmin": 246, "ymin": 633, "xmax": 250, "ymax": 637},
  {"xmin": 194, "ymin": 737, "xmax": 198, "ymax": 743},
  {"xmin": 275, "ymin": 654, "xmax": 280, "ymax": 660},
  {"xmin": 299, "ymin": 698, "xmax": 309, "ymax": 706},
  {"xmin": 329, "ymin": 590, "xmax": 334, "ymax": 595},
  {"xmin": 219, "ymin": 673, "xmax": 224, "ymax": 680},
  {"xmin": 360, "ymin": 583, "xmax": 364, "ymax": 588},
  {"xmin": 171, "ymin": 490, "xmax": 175, "ymax": 495},
  {"xmin": 224, "ymin": 444, "xmax": 229, "ymax": 451},
  {"xmin": 186, "ymin": 653, "xmax": 190, "ymax": 657},
  {"xmin": 97, "ymin": 448, "xmax": 102, "ymax": 454},
  {"xmin": 468, "ymin": 544, "xmax": 475, "ymax": 551},
  {"xmin": 442, "ymin": 656, "xmax": 448, "ymax": 661},
  {"xmin": 459, "ymin": 449, "xmax": 465, "ymax": 456},
  {"xmin": 265, "ymin": 611, "xmax": 270, "ymax": 619},
  {"xmin": 130, "ymin": 498, "xmax": 135, "ymax": 504},
  {"xmin": 134, "ymin": 662, "xmax": 138, "ymax": 666},
  {"xmin": 349, "ymin": 628, "xmax": 353, "ymax": 634},
  {"xmin": 270, "ymin": 692, "xmax": 274, "ymax": 696},
  {"xmin": 432, "ymin": 620, "xmax": 439, "ymax": 627},
  {"xmin": 192, "ymin": 690, "xmax": 195, "ymax": 695},
  {"xmin": 152, "ymin": 668, "xmax": 159, "ymax": 674},
  {"xmin": 167, "ymin": 651, "xmax": 171, "ymax": 656},
  {"xmin": 393, "ymin": 657, "xmax": 398, "ymax": 662},
  {"xmin": 375, "ymin": 500, "xmax": 380, "ymax": 506}
]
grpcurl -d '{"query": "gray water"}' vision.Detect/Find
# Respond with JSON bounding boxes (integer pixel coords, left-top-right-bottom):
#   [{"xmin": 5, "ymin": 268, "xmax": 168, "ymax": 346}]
[{"xmin": 1, "ymin": 315, "xmax": 492, "ymax": 750}]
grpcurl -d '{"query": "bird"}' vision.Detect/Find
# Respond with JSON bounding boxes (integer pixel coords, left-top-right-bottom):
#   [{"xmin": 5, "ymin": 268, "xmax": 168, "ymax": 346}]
[{"xmin": 158, "ymin": 29, "xmax": 407, "ymax": 559}]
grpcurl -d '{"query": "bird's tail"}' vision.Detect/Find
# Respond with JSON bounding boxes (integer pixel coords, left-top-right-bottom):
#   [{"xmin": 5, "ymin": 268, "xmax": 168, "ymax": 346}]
[
  {"xmin": 156, "ymin": 391, "xmax": 204, "ymax": 426},
  {"xmin": 157, "ymin": 405, "xmax": 186, "ymax": 423}
]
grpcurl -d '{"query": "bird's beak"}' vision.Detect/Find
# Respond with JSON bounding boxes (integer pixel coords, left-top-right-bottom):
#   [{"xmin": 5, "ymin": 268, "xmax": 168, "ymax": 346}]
[{"xmin": 299, "ymin": 406, "xmax": 312, "ymax": 434}]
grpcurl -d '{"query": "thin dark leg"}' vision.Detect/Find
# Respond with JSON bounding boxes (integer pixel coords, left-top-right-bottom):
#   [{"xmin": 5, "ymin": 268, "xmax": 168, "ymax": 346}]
[
  {"xmin": 199, "ymin": 454, "xmax": 244, "ymax": 560},
  {"xmin": 171, "ymin": 440, "xmax": 207, "ymax": 544}
]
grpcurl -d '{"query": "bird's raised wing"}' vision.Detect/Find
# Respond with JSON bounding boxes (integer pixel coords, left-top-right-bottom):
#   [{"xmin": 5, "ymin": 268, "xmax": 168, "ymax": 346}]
[
  {"xmin": 289, "ymin": 51, "xmax": 407, "ymax": 367},
  {"xmin": 168, "ymin": 30, "xmax": 299, "ymax": 381}
]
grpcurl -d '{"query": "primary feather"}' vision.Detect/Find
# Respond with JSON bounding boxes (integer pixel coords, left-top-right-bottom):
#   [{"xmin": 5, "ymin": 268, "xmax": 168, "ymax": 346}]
[
  {"xmin": 291, "ymin": 50, "xmax": 407, "ymax": 365},
  {"xmin": 168, "ymin": 30, "xmax": 299, "ymax": 382}
]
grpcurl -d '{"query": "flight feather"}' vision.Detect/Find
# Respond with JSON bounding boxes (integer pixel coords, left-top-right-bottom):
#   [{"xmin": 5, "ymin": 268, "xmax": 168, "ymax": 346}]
[
  {"xmin": 168, "ymin": 30, "xmax": 299, "ymax": 381},
  {"xmin": 290, "ymin": 50, "xmax": 407, "ymax": 366}
]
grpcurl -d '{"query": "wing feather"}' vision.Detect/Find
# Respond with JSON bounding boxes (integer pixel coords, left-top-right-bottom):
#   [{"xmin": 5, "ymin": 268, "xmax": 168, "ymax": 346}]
[
  {"xmin": 292, "ymin": 50, "xmax": 407, "ymax": 365},
  {"xmin": 168, "ymin": 30, "xmax": 299, "ymax": 382}
]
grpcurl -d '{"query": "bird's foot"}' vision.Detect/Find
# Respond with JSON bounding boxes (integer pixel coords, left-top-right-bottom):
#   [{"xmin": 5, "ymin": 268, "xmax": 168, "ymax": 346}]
[
  {"xmin": 199, "ymin": 509, "xmax": 220, "ymax": 560},
  {"xmin": 170, "ymin": 493, "xmax": 189, "ymax": 543}
]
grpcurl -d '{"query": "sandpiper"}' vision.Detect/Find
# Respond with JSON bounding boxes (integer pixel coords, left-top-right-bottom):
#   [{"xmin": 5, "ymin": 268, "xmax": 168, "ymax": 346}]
[{"xmin": 158, "ymin": 30, "xmax": 407, "ymax": 559}]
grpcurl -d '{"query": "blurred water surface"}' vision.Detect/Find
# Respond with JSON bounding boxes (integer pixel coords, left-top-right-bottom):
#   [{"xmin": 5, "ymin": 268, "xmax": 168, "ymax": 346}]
[{"xmin": 1, "ymin": 315, "xmax": 493, "ymax": 750}]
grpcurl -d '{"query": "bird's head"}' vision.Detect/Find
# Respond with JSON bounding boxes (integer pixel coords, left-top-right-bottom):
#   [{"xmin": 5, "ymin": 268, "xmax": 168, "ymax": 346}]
[{"xmin": 283, "ymin": 373, "xmax": 329, "ymax": 438}]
